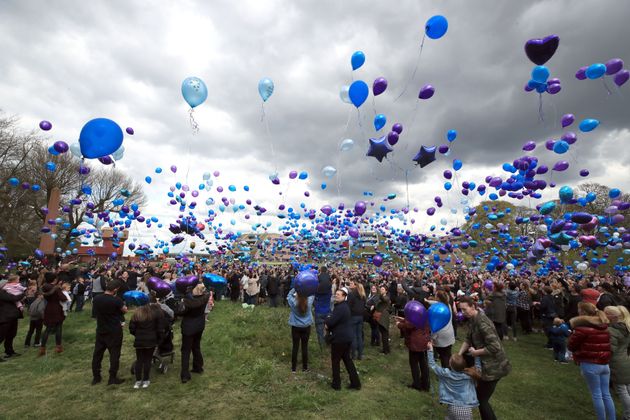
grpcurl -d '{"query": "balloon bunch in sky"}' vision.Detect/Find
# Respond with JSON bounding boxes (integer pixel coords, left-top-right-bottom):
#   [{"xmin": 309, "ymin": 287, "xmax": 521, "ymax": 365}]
[{"xmin": 576, "ymin": 58, "xmax": 629, "ymax": 90}]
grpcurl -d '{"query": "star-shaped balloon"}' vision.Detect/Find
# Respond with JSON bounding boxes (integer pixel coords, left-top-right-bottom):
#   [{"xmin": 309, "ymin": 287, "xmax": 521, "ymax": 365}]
[
  {"xmin": 366, "ymin": 136, "xmax": 393, "ymax": 163},
  {"xmin": 412, "ymin": 145, "xmax": 437, "ymax": 168}
]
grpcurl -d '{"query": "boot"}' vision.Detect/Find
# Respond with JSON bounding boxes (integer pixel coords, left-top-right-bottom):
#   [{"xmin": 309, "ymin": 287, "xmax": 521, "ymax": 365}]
[
  {"xmin": 38, "ymin": 347, "xmax": 46, "ymax": 357},
  {"xmin": 55, "ymin": 345, "xmax": 64, "ymax": 354}
]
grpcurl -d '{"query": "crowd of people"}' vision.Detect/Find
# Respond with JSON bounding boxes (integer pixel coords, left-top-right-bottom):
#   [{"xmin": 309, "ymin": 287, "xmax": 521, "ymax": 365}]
[{"xmin": 1, "ymin": 258, "xmax": 629, "ymax": 419}]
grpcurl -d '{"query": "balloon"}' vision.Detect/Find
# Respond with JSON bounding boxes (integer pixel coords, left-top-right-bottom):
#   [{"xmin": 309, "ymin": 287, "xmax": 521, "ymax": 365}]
[
  {"xmin": 126, "ymin": 127, "xmax": 134, "ymax": 135},
  {"xmin": 258, "ymin": 78, "xmax": 274, "ymax": 102},
  {"xmin": 170, "ymin": 165, "xmax": 177, "ymax": 173},
  {"xmin": 298, "ymin": 171, "xmax": 308, "ymax": 180},
  {"xmin": 575, "ymin": 66, "xmax": 587, "ymax": 80},
  {"xmin": 610, "ymin": 188, "xmax": 621, "ymax": 199},
  {"xmin": 579, "ymin": 119, "xmax": 599, "ymax": 132},
  {"xmin": 522, "ymin": 141, "xmax": 536, "ymax": 151},
  {"xmin": 531, "ymin": 66, "xmax": 550, "ymax": 83},
  {"xmin": 79, "ymin": 118, "xmax": 124, "ymax": 159},
  {"xmin": 181, "ymin": 77, "xmax": 208, "ymax": 108},
  {"xmin": 540, "ymin": 201, "xmax": 556, "ymax": 215},
  {"xmin": 428, "ymin": 302, "xmax": 450, "ymax": 333},
  {"xmin": 374, "ymin": 114, "xmax": 387, "ymax": 131},
  {"xmin": 202, "ymin": 273, "xmax": 228, "ymax": 288},
  {"xmin": 387, "ymin": 131, "xmax": 399, "ymax": 146},
  {"xmin": 351, "ymin": 51, "xmax": 365, "ymax": 71},
  {"xmin": 425, "ymin": 15, "xmax": 448, "ymax": 40},
  {"xmin": 349, "ymin": 80, "xmax": 369, "ymax": 108},
  {"xmin": 483, "ymin": 279, "xmax": 493, "ymax": 290},
  {"xmin": 339, "ymin": 85, "xmax": 352, "ymax": 104},
  {"xmin": 404, "ymin": 300, "xmax": 427, "ymax": 329},
  {"xmin": 561, "ymin": 114, "xmax": 574, "ymax": 128},
  {"xmin": 605, "ymin": 58, "xmax": 624, "ymax": 75},
  {"xmin": 123, "ymin": 290, "xmax": 149, "ymax": 307},
  {"xmin": 447, "ymin": 130, "xmax": 457, "ymax": 142},
  {"xmin": 392, "ymin": 123, "xmax": 403, "ymax": 134},
  {"xmin": 412, "ymin": 145, "xmax": 436, "ymax": 168},
  {"xmin": 321, "ymin": 166, "xmax": 337, "ymax": 178},
  {"xmin": 373, "ymin": 77, "xmax": 388, "ymax": 96},
  {"xmin": 366, "ymin": 136, "xmax": 393, "ymax": 162},
  {"xmin": 547, "ymin": 84, "xmax": 561, "ymax": 95},
  {"xmin": 145, "ymin": 176, "xmax": 152, "ymax": 184},
  {"xmin": 585, "ymin": 63, "xmax": 606, "ymax": 79},
  {"xmin": 98, "ymin": 155, "xmax": 113, "ymax": 165},
  {"xmin": 453, "ymin": 159, "xmax": 463, "ymax": 171},
  {"xmin": 553, "ymin": 140, "xmax": 569, "ymax": 154},
  {"xmin": 418, "ymin": 84, "xmax": 435, "ymax": 100},
  {"xmin": 69, "ymin": 142, "xmax": 82, "ymax": 157},
  {"xmin": 580, "ymin": 169, "xmax": 590, "ymax": 177},
  {"xmin": 39, "ymin": 120, "xmax": 52, "ymax": 131},
  {"xmin": 614, "ymin": 70, "xmax": 629, "ymax": 87},
  {"xmin": 53, "ymin": 141, "xmax": 69, "ymax": 154},
  {"xmin": 372, "ymin": 254, "xmax": 383, "ymax": 267},
  {"xmin": 427, "ymin": 207, "xmax": 436, "ymax": 216},
  {"xmin": 340, "ymin": 138, "xmax": 354, "ymax": 151},
  {"xmin": 294, "ymin": 270, "xmax": 319, "ymax": 296},
  {"xmin": 524, "ymin": 35, "xmax": 559, "ymax": 65},
  {"xmin": 354, "ymin": 201, "xmax": 367, "ymax": 216},
  {"xmin": 175, "ymin": 275, "xmax": 199, "ymax": 293},
  {"xmin": 559, "ymin": 186, "xmax": 573, "ymax": 203}
]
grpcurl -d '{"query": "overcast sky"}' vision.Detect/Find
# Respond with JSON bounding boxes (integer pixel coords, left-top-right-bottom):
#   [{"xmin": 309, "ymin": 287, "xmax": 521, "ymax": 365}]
[{"xmin": 1, "ymin": 0, "xmax": 629, "ymax": 252}]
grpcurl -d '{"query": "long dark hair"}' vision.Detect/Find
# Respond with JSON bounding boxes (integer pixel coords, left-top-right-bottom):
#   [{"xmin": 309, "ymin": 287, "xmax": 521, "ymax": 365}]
[{"xmin": 297, "ymin": 294, "xmax": 308, "ymax": 315}]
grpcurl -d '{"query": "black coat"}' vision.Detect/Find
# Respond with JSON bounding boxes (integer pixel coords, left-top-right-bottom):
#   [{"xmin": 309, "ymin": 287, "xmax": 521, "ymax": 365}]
[
  {"xmin": 325, "ymin": 301, "xmax": 353, "ymax": 344},
  {"xmin": 267, "ymin": 276, "xmax": 279, "ymax": 296},
  {"xmin": 178, "ymin": 293, "xmax": 209, "ymax": 336},
  {"xmin": 347, "ymin": 291, "xmax": 366, "ymax": 317},
  {"xmin": 540, "ymin": 294, "xmax": 557, "ymax": 319},
  {"xmin": 317, "ymin": 272, "xmax": 332, "ymax": 294},
  {"xmin": 129, "ymin": 316, "xmax": 164, "ymax": 348},
  {"xmin": 0, "ymin": 289, "xmax": 24, "ymax": 324}
]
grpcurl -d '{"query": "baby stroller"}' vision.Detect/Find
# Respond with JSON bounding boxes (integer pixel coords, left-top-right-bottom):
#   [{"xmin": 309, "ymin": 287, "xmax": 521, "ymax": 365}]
[{"xmin": 131, "ymin": 305, "xmax": 176, "ymax": 375}]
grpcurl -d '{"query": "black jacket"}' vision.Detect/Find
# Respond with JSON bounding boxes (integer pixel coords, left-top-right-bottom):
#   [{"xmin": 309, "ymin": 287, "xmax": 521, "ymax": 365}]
[
  {"xmin": 129, "ymin": 315, "xmax": 164, "ymax": 348},
  {"xmin": 267, "ymin": 276, "xmax": 279, "ymax": 296},
  {"xmin": 325, "ymin": 301, "xmax": 353, "ymax": 344},
  {"xmin": 317, "ymin": 272, "xmax": 332, "ymax": 294},
  {"xmin": 540, "ymin": 294, "xmax": 557, "ymax": 319},
  {"xmin": 347, "ymin": 291, "xmax": 366, "ymax": 317},
  {"xmin": 0, "ymin": 289, "xmax": 24, "ymax": 324},
  {"xmin": 178, "ymin": 293, "xmax": 209, "ymax": 336}
]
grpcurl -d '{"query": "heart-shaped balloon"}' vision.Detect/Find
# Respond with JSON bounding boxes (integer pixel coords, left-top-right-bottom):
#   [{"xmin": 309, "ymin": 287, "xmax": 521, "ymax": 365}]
[{"xmin": 524, "ymin": 35, "xmax": 559, "ymax": 65}]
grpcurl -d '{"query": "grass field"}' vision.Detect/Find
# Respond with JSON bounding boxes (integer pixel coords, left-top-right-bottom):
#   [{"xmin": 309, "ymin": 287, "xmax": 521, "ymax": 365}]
[{"xmin": 0, "ymin": 301, "xmax": 608, "ymax": 419}]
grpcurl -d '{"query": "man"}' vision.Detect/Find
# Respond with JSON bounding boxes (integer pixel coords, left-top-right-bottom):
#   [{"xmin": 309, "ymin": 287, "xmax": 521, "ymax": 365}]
[
  {"xmin": 0, "ymin": 275, "xmax": 25, "ymax": 361},
  {"xmin": 314, "ymin": 266, "xmax": 332, "ymax": 348},
  {"xmin": 90, "ymin": 269, "xmax": 107, "ymax": 318},
  {"xmin": 70, "ymin": 277, "xmax": 87, "ymax": 312},
  {"xmin": 91, "ymin": 279, "xmax": 127, "ymax": 385},
  {"xmin": 267, "ymin": 270, "xmax": 280, "ymax": 307}
]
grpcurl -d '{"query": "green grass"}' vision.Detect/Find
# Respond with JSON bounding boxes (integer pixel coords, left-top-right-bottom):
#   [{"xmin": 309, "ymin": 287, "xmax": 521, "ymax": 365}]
[{"xmin": 0, "ymin": 301, "xmax": 609, "ymax": 419}]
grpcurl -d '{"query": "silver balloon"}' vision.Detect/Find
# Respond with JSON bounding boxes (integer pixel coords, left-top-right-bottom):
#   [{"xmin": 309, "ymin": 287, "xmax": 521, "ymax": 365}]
[
  {"xmin": 70, "ymin": 142, "xmax": 82, "ymax": 157},
  {"xmin": 112, "ymin": 145, "xmax": 125, "ymax": 161},
  {"xmin": 340, "ymin": 138, "xmax": 354, "ymax": 151},
  {"xmin": 321, "ymin": 166, "xmax": 337, "ymax": 178},
  {"xmin": 340, "ymin": 85, "xmax": 351, "ymax": 104}
]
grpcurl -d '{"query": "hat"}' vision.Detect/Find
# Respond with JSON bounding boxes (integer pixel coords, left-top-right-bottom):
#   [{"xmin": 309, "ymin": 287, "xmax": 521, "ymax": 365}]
[{"xmin": 340, "ymin": 287, "xmax": 349, "ymax": 296}]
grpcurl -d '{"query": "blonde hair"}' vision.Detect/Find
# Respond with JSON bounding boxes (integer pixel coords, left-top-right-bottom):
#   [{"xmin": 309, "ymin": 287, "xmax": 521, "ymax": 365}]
[
  {"xmin": 357, "ymin": 283, "xmax": 366, "ymax": 300},
  {"xmin": 578, "ymin": 302, "xmax": 609, "ymax": 324},
  {"xmin": 192, "ymin": 284, "xmax": 206, "ymax": 296},
  {"xmin": 553, "ymin": 317, "xmax": 564, "ymax": 326},
  {"xmin": 604, "ymin": 306, "xmax": 630, "ymax": 331}
]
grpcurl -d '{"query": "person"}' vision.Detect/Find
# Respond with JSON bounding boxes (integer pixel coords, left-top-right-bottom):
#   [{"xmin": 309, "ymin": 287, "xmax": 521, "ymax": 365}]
[
  {"xmin": 549, "ymin": 317, "xmax": 571, "ymax": 364},
  {"xmin": 568, "ymin": 302, "xmax": 614, "ymax": 420},
  {"xmin": 485, "ymin": 282, "xmax": 506, "ymax": 341},
  {"xmin": 69, "ymin": 277, "xmax": 86, "ymax": 312},
  {"xmin": 267, "ymin": 270, "xmax": 281, "ymax": 308},
  {"xmin": 0, "ymin": 275, "xmax": 25, "ymax": 361},
  {"xmin": 432, "ymin": 290, "xmax": 456, "ymax": 367},
  {"xmin": 597, "ymin": 283, "xmax": 620, "ymax": 310},
  {"xmin": 366, "ymin": 284, "xmax": 380, "ymax": 347},
  {"xmin": 287, "ymin": 288, "xmax": 314, "ymax": 372},
  {"xmin": 428, "ymin": 341, "xmax": 481, "ymax": 420},
  {"xmin": 313, "ymin": 267, "xmax": 332, "ymax": 348},
  {"xmin": 505, "ymin": 282, "xmax": 519, "ymax": 341},
  {"xmin": 92, "ymin": 279, "xmax": 127, "ymax": 385},
  {"xmin": 178, "ymin": 283, "xmax": 209, "ymax": 383},
  {"xmin": 129, "ymin": 303, "xmax": 164, "ymax": 389},
  {"xmin": 516, "ymin": 282, "xmax": 532, "ymax": 334},
  {"xmin": 245, "ymin": 271, "xmax": 259, "ymax": 305},
  {"xmin": 458, "ymin": 296, "xmax": 511, "ymax": 420},
  {"xmin": 90, "ymin": 269, "xmax": 106, "ymax": 318},
  {"xmin": 25, "ymin": 291, "xmax": 45, "ymax": 348},
  {"xmin": 372, "ymin": 285, "xmax": 391, "ymax": 354},
  {"xmin": 603, "ymin": 305, "xmax": 630, "ymax": 420},
  {"xmin": 396, "ymin": 314, "xmax": 431, "ymax": 391},
  {"xmin": 347, "ymin": 280, "xmax": 366, "ymax": 360},
  {"xmin": 325, "ymin": 287, "xmax": 361, "ymax": 391},
  {"xmin": 539, "ymin": 286, "xmax": 558, "ymax": 349},
  {"xmin": 565, "ymin": 284, "xmax": 583, "ymax": 321},
  {"xmin": 39, "ymin": 273, "xmax": 68, "ymax": 356},
  {"xmin": 60, "ymin": 283, "xmax": 72, "ymax": 317}
]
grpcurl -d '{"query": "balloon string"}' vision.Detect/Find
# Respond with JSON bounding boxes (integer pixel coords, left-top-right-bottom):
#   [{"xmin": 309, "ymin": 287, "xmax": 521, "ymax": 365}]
[
  {"xmin": 189, "ymin": 108, "xmax": 199, "ymax": 135},
  {"xmin": 262, "ymin": 102, "xmax": 278, "ymax": 173},
  {"xmin": 538, "ymin": 94, "xmax": 544, "ymax": 122},
  {"xmin": 406, "ymin": 101, "xmax": 421, "ymax": 132},
  {"xmin": 405, "ymin": 170, "xmax": 410, "ymax": 210},
  {"xmin": 602, "ymin": 77, "xmax": 613, "ymax": 96},
  {"xmin": 395, "ymin": 34, "xmax": 425, "ymax": 103},
  {"xmin": 372, "ymin": 96, "xmax": 377, "ymax": 116}
]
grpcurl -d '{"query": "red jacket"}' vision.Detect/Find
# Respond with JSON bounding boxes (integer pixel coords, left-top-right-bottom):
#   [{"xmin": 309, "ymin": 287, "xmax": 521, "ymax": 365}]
[
  {"xmin": 397, "ymin": 320, "xmax": 430, "ymax": 352},
  {"xmin": 568, "ymin": 315, "xmax": 611, "ymax": 365}
]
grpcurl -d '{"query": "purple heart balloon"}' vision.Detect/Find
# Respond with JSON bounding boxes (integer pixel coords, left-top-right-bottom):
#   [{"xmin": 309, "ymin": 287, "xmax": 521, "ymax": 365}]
[
  {"xmin": 146, "ymin": 276, "xmax": 161, "ymax": 290},
  {"xmin": 524, "ymin": 35, "xmax": 559, "ymax": 65},
  {"xmin": 373, "ymin": 77, "xmax": 388, "ymax": 96},
  {"xmin": 154, "ymin": 280, "xmax": 172, "ymax": 298},
  {"xmin": 605, "ymin": 58, "xmax": 623, "ymax": 75},
  {"xmin": 614, "ymin": 70, "xmax": 629, "ymax": 87}
]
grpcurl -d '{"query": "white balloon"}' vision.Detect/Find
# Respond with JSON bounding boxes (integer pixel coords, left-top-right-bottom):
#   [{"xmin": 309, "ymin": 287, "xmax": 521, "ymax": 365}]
[
  {"xmin": 340, "ymin": 85, "xmax": 351, "ymax": 104},
  {"xmin": 561, "ymin": 245, "xmax": 571, "ymax": 251},
  {"xmin": 340, "ymin": 138, "xmax": 354, "ymax": 152},
  {"xmin": 112, "ymin": 145, "xmax": 125, "ymax": 161},
  {"xmin": 506, "ymin": 263, "xmax": 515, "ymax": 270},
  {"xmin": 202, "ymin": 172, "xmax": 211, "ymax": 180},
  {"xmin": 70, "ymin": 142, "xmax": 82, "ymax": 157},
  {"xmin": 538, "ymin": 224, "xmax": 548, "ymax": 233},
  {"xmin": 577, "ymin": 262, "xmax": 588, "ymax": 271},
  {"xmin": 321, "ymin": 166, "xmax": 337, "ymax": 178}
]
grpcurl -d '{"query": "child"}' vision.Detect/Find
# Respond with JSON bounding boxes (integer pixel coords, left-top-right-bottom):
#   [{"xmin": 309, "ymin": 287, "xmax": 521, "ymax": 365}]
[
  {"xmin": 60, "ymin": 283, "xmax": 72, "ymax": 317},
  {"xmin": 1, "ymin": 275, "xmax": 26, "ymax": 312},
  {"xmin": 549, "ymin": 317, "xmax": 571, "ymax": 364},
  {"xmin": 427, "ymin": 341, "xmax": 481, "ymax": 420},
  {"xmin": 395, "ymin": 316, "xmax": 431, "ymax": 391},
  {"xmin": 129, "ymin": 303, "xmax": 164, "ymax": 389},
  {"xmin": 25, "ymin": 292, "xmax": 46, "ymax": 347},
  {"xmin": 205, "ymin": 289, "xmax": 215, "ymax": 321}
]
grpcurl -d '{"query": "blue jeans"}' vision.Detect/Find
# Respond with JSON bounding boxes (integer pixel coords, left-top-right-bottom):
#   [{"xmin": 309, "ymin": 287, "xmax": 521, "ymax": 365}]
[
  {"xmin": 351, "ymin": 316, "xmax": 364, "ymax": 359},
  {"xmin": 552, "ymin": 341, "xmax": 566, "ymax": 362},
  {"xmin": 314, "ymin": 312, "xmax": 328, "ymax": 347},
  {"xmin": 580, "ymin": 362, "xmax": 616, "ymax": 420}
]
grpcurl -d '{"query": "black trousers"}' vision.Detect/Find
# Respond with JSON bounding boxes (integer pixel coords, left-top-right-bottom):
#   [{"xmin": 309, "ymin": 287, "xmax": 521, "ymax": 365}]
[
  {"xmin": 434, "ymin": 345, "xmax": 452, "ymax": 368},
  {"xmin": 506, "ymin": 307, "xmax": 518, "ymax": 337},
  {"xmin": 70, "ymin": 295, "xmax": 85, "ymax": 312},
  {"xmin": 517, "ymin": 308, "xmax": 532, "ymax": 333},
  {"xmin": 493, "ymin": 322, "xmax": 505, "ymax": 340},
  {"xmin": 135, "ymin": 347, "xmax": 154, "ymax": 381},
  {"xmin": 92, "ymin": 330, "xmax": 123, "ymax": 380},
  {"xmin": 181, "ymin": 331, "xmax": 203, "ymax": 379},
  {"xmin": 25, "ymin": 319, "xmax": 43, "ymax": 346},
  {"xmin": 291, "ymin": 326, "xmax": 310, "ymax": 371},
  {"xmin": 41, "ymin": 322, "xmax": 63, "ymax": 347},
  {"xmin": 91, "ymin": 293, "xmax": 103, "ymax": 318},
  {"xmin": 0, "ymin": 318, "xmax": 18, "ymax": 355},
  {"xmin": 477, "ymin": 379, "xmax": 499, "ymax": 420},
  {"xmin": 378, "ymin": 324, "xmax": 390, "ymax": 353},
  {"xmin": 409, "ymin": 350, "xmax": 430, "ymax": 390},
  {"xmin": 330, "ymin": 342, "xmax": 360, "ymax": 389}
]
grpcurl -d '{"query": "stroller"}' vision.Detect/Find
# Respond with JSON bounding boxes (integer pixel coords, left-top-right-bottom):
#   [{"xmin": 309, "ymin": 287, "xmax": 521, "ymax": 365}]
[{"xmin": 131, "ymin": 304, "xmax": 176, "ymax": 375}]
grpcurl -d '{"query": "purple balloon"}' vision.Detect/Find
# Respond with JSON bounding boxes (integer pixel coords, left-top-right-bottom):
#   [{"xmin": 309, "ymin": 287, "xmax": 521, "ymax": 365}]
[
  {"xmin": 154, "ymin": 281, "xmax": 172, "ymax": 298},
  {"xmin": 289, "ymin": 170, "xmax": 298, "ymax": 179},
  {"xmin": 79, "ymin": 165, "xmax": 90, "ymax": 175},
  {"xmin": 547, "ymin": 84, "xmax": 561, "ymax": 95},
  {"xmin": 561, "ymin": 114, "xmax": 575, "ymax": 128},
  {"xmin": 545, "ymin": 139, "xmax": 556, "ymax": 150},
  {"xmin": 348, "ymin": 227, "xmax": 359, "ymax": 239},
  {"xmin": 146, "ymin": 276, "xmax": 162, "ymax": 290},
  {"xmin": 561, "ymin": 132, "xmax": 577, "ymax": 145},
  {"xmin": 579, "ymin": 169, "xmax": 590, "ymax": 177},
  {"xmin": 392, "ymin": 123, "xmax": 403, "ymax": 134},
  {"xmin": 126, "ymin": 127, "xmax": 134, "ymax": 135},
  {"xmin": 418, "ymin": 84, "xmax": 435, "ymax": 100},
  {"xmin": 354, "ymin": 201, "xmax": 367, "ymax": 217},
  {"xmin": 53, "ymin": 141, "xmax": 69, "ymax": 153},
  {"xmin": 605, "ymin": 58, "xmax": 624, "ymax": 75},
  {"xmin": 438, "ymin": 144, "xmax": 449, "ymax": 154},
  {"xmin": 170, "ymin": 165, "xmax": 177, "ymax": 173},
  {"xmin": 39, "ymin": 120, "xmax": 52, "ymax": 131},
  {"xmin": 175, "ymin": 275, "xmax": 199, "ymax": 293},
  {"xmin": 553, "ymin": 161, "xmax": 569, "ymax": 172},
  {"xmin": 372, "ymin": 254, "xmax": 383, "ymax": 267},
  {"xmin": 614, "ymin": 70, "xmax": 629, "ymax": 87},
  {"xmin": 547, "ymin": 78, "xmax": 561, "ymax": 85},
  {"xmin": 427, "ymin": 207, "xmax": 436, "ymax": 216},
  {"xmin": 537, "ymin": 165, "xmax": 549, "ymax": 174},
  {"xmin": 443, "ymin": 170, "xmax": 452, "ymax": 179},
  {"xmin": 576, "ymin": 66, "xmax": 587, "ymax": 80},
  {"xmin": 524, "ymin": 35, "xmax": 559, "ymax": 65},
  {"xmin": 387, "ymin": 131, "xmax": 399, "ymax": 146},
  {"xmin": 522, "ymin": 141, "xmax": 536, "ymax": 151},
  {"xmin": 98, "ymin": 156, "xmax": 113, "ymax": 165},
  {"xmin": 321, "ymin": 205, "xmax": 333, "ymax": 216},
  {"xmin": 373, "ymin": 77, "xmax": 388, "ymax": 96},
  {"xmin": 524, "ymin": 83, "xmax": 534, "ymax": 92},
  {"xmin": 404, "ymin": 300, "xmax": 427, "ymax": 329}
]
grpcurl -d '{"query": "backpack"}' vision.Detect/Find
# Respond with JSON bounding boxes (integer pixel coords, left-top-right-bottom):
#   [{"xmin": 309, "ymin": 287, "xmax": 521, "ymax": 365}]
[{"xmin": 29, "ymin": 298, "xmax": 46, "ymax": 319}]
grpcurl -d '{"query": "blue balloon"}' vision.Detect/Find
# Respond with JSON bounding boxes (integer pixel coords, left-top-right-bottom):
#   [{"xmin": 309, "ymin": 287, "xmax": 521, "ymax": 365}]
[
  {"xmin": 453, "ymin": 159, "xmax": 463, "ymax": 171},
  {"xmin": 123, "ymin": 290, "xmax": 149, "ymax": 307},
  {"xmin": 579, "ymin": 119, "xmax": 599, "ymax": 132},
  {"xmin": 531, "ymin": 65, "xmax": 550, "ymax": 83},
  {"xmin": 155, "ymin": 167, "xmax": 162, "ymax": 174},
  {"xmin": 374, "ymin": 114, "xmax": 387, "ymax": 131},
  {"xmin": 298, "ymin": 171, "xmax": 308, "ymax": 180},
  {"xmin": 181, "ymin": 76, "xmax": 208, "ymax": 108},
  {"xmin": 45, "ymin": 161, "xmax": 56, "ymax": 172},
  {"xmin": 145, "ymin": 176, "xmax": 152, "ymax": 184},
  {"xmin": 559, "ymin": 185, "xmax": 574, "ymax": 204},
  {"xmin": 586, "ymin": 192, "xmax": 597, "ymax": 202},
  {"xmin": 79, "ymin": 118, "xmax": 124, "ymax": 159},
  {"xmin": 258, "ymin": 78, "xmax": 274, "ymax": 102},
  {"xmin": 553, "ymin": 140, "xmax": 569, "ymax": 154},
  {"xmin": 610, "ymin": 188, "xmax": 621, "ymax": 199},
  {"xmin": 447, "ymin": 129, "xmax": 457, "ymax": 142},
  {"xmin": 48, "ymin": 145, "xmax": 60, "ymax": 156},
  {"xmin": 425, "ymin": 15, "xmax": 448, "ymax": 40},
  {"xmin": 444, "ymin": 182, "xmax": 452, "ymax": 191},
  {"xmin": 585, "ymin": 63, "xmax": 606, "ymax": 80},
  {"xmin": 321, "ymin": 183, "xmax": 327, "ymax": 190},
  {"xmin": 351, "ymin": 51, "xmax": 365, "ymax": 71},
  {"xmin": 349, "ymin": 80, "xmax": 369, "ymax": 108}
]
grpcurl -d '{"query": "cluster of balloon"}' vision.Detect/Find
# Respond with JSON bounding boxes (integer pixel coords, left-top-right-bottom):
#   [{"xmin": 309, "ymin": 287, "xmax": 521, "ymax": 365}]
[
  {"xmin": 182, "ymin": 76, "xmax": 208, "ymax": 133},
  {"xmin": 576, "ymin": 58, "xmax": 628, "ymax": 90},
  {"xmin": 523, "ymin": 35, "xmax": 560, "ymax": 119},
  {"xmin": 294, "ymin": 270, "xmax": 319, "ymax": 296},
  {"xmin": 123, "ymin": 290, "xmax": 149, "ymax": 307}
]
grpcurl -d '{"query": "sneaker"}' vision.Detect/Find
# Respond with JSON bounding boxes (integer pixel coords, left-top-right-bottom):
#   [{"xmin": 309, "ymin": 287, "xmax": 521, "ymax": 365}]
[
  {"xmin": 142, "ymin": 381, "xmax": 150, "ymax": 388},
  {"xmin": 134, "ymin": 381, "xmax": 142, "ymax": 389}
]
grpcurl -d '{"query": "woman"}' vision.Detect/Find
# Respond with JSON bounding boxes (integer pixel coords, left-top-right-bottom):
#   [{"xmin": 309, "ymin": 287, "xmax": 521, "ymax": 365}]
[
  {"xmin": 569, "ymin": 302, "xmax": 614, "ymax": 420},
  {"xmin": 178, "ymin": 284, "xmax": 209, "ymax": 383},
  {"xmin": 325, "ymin": 287, "xmax": 360, "ymax": 390},
  {"xmin": 39, "ymin": 273, "xmax": 68, "ymax": 356},
  {"xmin": 485, "ymin": 282, "xmax": 507, "ymax": 340},
  {"xmin": 129, "ymin": 303, "xmax": 164, "ymax": 389},
  {"xmin": 372, "ymin": 285, "xmax": 391, "ymax": 354},
  {"xmin": 432, "ymin": 290, "xmax": 455, "ymax": 367},
  {"xmin": 604, "ymin": 305, "xmax": 630, "ymax": 419},
  {"xmin": 348, "ymin": 280, "xmax": 366, "ymax": 360},
  {"xmin": 366, "ymin": 284, "xmax": 381, "ymax": 347},
  {"xmin": 540, "ymin": 286, "xmax": 558, "ymax": 349},
  {"xmin": 516, "ymin": 282, "xmax": 532, "ymax": 334},
  {"xmin": 245, "ymin": 271, "xmax": 260, "ymax": 305},
  {"xmin": 458, "ymin": 296, "xmax": 511, "ymax": 420},
  {"xmin": 505, "ymin": 282, "xmax": 519, "ymax": 341},
  {"xmin": 287, "ymin": 288, "xmax": 314, "ymax": 372}
]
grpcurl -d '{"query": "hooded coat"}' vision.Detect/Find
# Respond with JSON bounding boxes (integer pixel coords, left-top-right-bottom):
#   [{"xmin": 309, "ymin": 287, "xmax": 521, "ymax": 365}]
[
  {"xmin": 608, "ymin": 322, "xmax": 630, "ymax": 384},
  {"xmin": 568, "ymin": 315, "xmax": 611, "ymax": 365}
]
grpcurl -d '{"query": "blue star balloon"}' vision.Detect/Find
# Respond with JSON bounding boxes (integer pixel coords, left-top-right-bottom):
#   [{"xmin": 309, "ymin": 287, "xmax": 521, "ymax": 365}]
[
  {"xmin": 366, "ymin": 136, "xmax": 393, "ymax": 162},
  {"xmin": 412, "ymin": 145, "xmax": 437, "ymax": 168}
]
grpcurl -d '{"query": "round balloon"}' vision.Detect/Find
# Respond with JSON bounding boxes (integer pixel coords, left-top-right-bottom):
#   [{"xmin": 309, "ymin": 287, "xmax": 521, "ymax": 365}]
[
  {"xmin": 181, "ymin": 77, "xmax": 208, "ymax": 108},
  {"xmin": 425, "ymin": 15, "xmax": 448, "ymax": 40},
  {"xmin": 428, "ymin": 302, "xmax": 450, "ymax": 333},
  {"xmin": 79, "ymin": 118, "xmax": 124, "ymax": 159}
]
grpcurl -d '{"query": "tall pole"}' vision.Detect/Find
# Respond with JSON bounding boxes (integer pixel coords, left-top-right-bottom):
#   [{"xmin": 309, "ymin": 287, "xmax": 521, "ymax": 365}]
[{"xmin": 39, "ymin": 187, "xmax": 60, "ymax": 255}]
